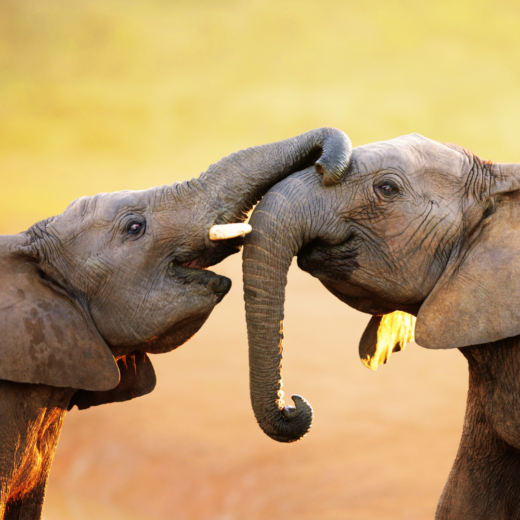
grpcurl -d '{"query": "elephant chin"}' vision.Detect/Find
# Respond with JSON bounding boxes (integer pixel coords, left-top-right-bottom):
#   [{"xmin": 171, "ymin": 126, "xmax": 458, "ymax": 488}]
[{"xmin": 141, "ymin": 313, "xmax": 212, "ymax": 354}]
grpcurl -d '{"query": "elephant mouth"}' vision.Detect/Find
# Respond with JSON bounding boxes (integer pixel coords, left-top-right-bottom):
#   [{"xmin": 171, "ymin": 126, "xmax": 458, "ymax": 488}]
[
  {"xmin": 297, "ymin": 238, "xmax": 360, "ymax": 281},
  {"xmin": 142, "ymin": 273, "xmax": 231, "ymax": 354},
  {"xmin": 158, "ymin": 273, "xmax": 231, "ymax": 347},
  {"xmin": 169, "ymin": 262, "xmax": 232, "ymax": 300},
  {"xmin": 297, "ymin": 240, "xmax": 407, "ymax": 315},
  {"xmin": 111, "ymin": 272, "xmax": 231, "ymax": 358},
  {"xmin": 182, "ymin": 259, "xmax": 208, "ymax": 269}
]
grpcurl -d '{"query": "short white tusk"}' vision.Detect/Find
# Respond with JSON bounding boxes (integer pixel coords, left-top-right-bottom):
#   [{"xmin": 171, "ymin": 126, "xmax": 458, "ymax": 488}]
[{"xmin": 209, "ymin": 223, "xmax": 252, "ymax": 241}]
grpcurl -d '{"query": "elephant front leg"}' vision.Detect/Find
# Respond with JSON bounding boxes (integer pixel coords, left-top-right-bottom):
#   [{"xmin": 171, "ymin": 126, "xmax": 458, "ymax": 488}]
[
  {"xmin": 2, "ymin": 418, "xmax": 64, "ymax": 520},
  {"xmin": 436, "ymin": 371, "xmax": 520, "ymax": 520},
  {"xmin": 0, "ymin": 383, "xmax": 73, "ymax": 520}
]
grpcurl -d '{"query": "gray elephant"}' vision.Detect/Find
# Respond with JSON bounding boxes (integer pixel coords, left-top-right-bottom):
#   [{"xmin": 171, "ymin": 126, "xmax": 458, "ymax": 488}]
[
  {"xmin": 0, "ymin": 128, "xmax": 351, "ymax": 519},
  {"xmin": 243, "ymin": 133, "xmax": 520, "ymax": 519}
]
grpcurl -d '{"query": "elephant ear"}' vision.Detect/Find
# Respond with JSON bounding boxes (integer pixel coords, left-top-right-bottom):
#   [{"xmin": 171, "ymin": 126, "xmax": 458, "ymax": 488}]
[
  {"xmin": 416, "ymin": 192, "xmax": 520, "ymax": 349},
  {"xmin": 359, "ymin": 312, "xmax": 416, "ymax": 370},
  {"xmin": 69, "ymin": 352, "xmax": 156, "ymax": 410},
  {"xmin": 0, "ymin": 246, "xmax": 120, "ymax": 391}
]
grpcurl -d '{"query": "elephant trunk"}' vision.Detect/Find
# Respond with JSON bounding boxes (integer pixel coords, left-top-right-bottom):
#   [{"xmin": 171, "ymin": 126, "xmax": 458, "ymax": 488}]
[
  {"xmin": 243, "ymin": 166, "xmax": 349, "ymax": 442},
  {"xmin": 199, "ymin": 128, "xmax": 351, "ymax": 223}
]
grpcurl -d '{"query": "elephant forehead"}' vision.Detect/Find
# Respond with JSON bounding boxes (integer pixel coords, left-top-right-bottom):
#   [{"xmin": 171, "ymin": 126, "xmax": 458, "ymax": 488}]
[
  {"xmin": 91, "ymin": 189, "xmax": 156, "ymax": 219},
  {"xmin": 352, "ymin": 134, "xmax": 466, "ymax": 179},
  {"xmin": 46, "ymin": 188, "xmax": 162, "ymax": 243},
  {"xmin": 63, "ymin": 188, "xmax": 158, "ymax": 222}
]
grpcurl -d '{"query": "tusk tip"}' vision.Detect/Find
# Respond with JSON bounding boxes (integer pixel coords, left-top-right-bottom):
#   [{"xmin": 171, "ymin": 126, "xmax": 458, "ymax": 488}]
[{"xmin": 209, "ymin": 223, "xmax": 252, "ymax": 241}]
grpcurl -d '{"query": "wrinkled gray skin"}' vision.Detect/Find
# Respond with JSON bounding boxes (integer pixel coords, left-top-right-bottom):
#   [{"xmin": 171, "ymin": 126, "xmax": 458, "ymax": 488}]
[
  {"xmin": 0, "ymin": 128, "xmax": 351, "ymax": 519},
  {"xmin": 243, "ymin": 133, "xmax": 520, "ymax": 519}
]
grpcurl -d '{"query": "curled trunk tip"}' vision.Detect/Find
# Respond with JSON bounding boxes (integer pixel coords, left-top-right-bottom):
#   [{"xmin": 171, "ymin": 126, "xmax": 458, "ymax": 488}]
[
  {"xmin": 315, "ymin": 129, "xmax": 352, "ymax": 185},
  {"xmin": 257, "ymin": 394, "xmax": 313, "ymax": 443}
]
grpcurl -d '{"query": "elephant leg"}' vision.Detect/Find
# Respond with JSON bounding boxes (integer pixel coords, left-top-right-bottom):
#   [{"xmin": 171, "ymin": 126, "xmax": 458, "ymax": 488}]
[
  {"xmin": 436, "ymin": 365, "xmax": 520, "ymax": 520},
  {"xmin": 2, "ymin": 411, "xmax": 65, "ymax": 520},
  {"xmin": 0, "ymin": 483, "xmax": 10, "ymax": 519},
  {"xmin": 0, "ymin": 383, "xmax": 72, "ymax": 520}
]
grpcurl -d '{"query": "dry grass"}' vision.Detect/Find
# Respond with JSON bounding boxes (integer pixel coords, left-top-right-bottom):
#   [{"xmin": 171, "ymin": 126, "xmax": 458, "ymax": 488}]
[{"xmin": 2, "ymin": 1, "xmax": 519, "ymax": 518}]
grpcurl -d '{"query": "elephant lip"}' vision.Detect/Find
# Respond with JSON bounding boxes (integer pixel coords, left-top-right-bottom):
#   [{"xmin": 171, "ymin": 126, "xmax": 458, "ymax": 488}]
[
  {"xmin": 296, "ymin": 244, "xmax": 325, "ymax": 276},
  {"xmin": 214, "ymin": 290, "xmax": 227, "ymax": 304},
  {"xmin": 211, "ymin": 275, "xmax": 232, "ymax": 303},
  {"xmin": 297, "ymin": 235, "xmax": 360, "ymax": 282}
]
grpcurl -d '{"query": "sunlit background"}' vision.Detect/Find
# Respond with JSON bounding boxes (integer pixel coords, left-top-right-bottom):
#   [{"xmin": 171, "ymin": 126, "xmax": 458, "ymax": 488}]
[{"xmin": 1, "ymin": 1, "xmax": 519, "ymax": 518}]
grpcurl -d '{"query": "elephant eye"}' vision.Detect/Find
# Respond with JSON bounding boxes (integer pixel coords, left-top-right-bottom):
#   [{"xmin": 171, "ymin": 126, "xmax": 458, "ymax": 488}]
[
  {"xmin": 375, "ymin": 181, "xmax": 399, "ymax": 196},
  {"xmin": 126, "ymin": 220, "xmax": 146, "ymax": 235}
]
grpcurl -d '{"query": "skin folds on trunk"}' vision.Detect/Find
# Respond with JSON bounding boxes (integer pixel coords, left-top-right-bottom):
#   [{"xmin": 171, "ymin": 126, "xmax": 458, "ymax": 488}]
[
  {"xmin": 199, "ymin": 128, "xmax": 352, "ymax": 223},
  {"xmin": 243, "ymin": 168, "xmax": 344, "ymax": 442}
]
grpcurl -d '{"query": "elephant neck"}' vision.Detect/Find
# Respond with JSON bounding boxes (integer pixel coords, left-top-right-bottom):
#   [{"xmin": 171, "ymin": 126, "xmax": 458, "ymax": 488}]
[{"xmin": 461, "ymin": 335, "xmax": 520, "ymax": 446}]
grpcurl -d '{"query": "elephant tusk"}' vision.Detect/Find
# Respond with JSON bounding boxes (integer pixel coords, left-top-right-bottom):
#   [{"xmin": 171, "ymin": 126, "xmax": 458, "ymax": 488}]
[{"xmin": 209, "ymin": 223, "xmax": 252, "ymax": 241}]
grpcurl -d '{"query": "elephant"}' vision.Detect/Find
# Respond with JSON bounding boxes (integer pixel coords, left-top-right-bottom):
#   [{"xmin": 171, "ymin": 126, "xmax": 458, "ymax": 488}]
[
  {"xmin": 0, "ymin": 127, "xmax": 351, "ymax": 519},
  {"xmin": 242, "ymin": 133, "xmax": 520, "ymax": 519}
]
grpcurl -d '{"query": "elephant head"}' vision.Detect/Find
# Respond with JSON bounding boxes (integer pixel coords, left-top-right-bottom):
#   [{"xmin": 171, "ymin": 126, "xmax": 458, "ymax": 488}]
[
  {"xmin": 0, "ymin": 128, "xmax": 351, "ymax": 408},
  {"xmin": 243, "ymin": 133, "xmax": 520, "ymax": 442}
]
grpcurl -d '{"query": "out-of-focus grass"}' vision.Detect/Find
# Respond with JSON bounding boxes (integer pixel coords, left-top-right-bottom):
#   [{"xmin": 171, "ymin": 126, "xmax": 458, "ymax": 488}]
[{"xmin": 1, "ymin": 0, "xmax": 520, "ymax": 233}]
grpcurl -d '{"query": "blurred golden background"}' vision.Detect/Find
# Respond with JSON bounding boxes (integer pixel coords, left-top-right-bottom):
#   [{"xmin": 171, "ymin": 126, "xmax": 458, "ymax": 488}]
[{"xmin": 1, "ymin": 1, "xmax": 519, "ymax": 518}]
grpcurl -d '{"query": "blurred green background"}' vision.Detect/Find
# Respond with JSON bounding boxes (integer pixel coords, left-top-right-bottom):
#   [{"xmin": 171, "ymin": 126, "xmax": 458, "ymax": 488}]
[
  {"xmin": 1, "ymin": 2, "xmax": 520, "ymax": 519},
  {"xmin": 2, "ymin": 0, "xmax": 520, "ymax": 235}
]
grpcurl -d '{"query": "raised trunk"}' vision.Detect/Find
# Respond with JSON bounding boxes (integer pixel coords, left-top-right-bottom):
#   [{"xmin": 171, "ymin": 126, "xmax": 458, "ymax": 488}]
[
  {"xmin": 243, "ymin": 167, "xmax": 346, "ymax": 442},
  {"xmin": 200, "ymin": 128, "xmax": 351, "ymax": 223}
]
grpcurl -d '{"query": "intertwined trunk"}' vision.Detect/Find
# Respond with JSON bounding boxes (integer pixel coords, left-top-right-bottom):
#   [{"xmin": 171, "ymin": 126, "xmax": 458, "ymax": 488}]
[
  {"xmin": 243, "ymin": 168, "xmax": 346, "ymax": 442},
  {"xmin": 199, "ymin": 128, "xmax": 351, "ymax": 222},
  {"xmin": 167, "ymin": 128, "xmax": 351, "ymax": 269}
]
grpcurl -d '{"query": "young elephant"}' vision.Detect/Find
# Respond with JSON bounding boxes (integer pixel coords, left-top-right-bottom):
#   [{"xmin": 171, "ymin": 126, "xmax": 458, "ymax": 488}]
[
  {"xmin": 0, "ymin": 128, "xmax": 351, "ymax": 519},
  {"xmin": 243, "ymin": 133, "xmax": 520, "ymax": 519}
]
